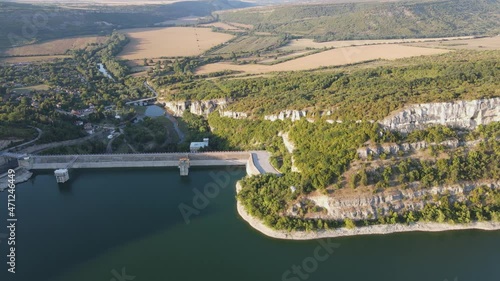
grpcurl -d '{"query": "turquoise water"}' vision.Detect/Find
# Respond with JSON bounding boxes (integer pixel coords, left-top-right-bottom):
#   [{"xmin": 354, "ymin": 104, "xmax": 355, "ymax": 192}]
[
  {"xmin": 1, "ymin": 167, "xmax": 499, "ymax": 281},
  {"xmin": 144, "ymin": 105, "xmax": 165, "ymax": 117}
]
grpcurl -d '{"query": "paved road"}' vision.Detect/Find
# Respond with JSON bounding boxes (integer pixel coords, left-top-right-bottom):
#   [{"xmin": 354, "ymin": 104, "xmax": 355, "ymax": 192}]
[
  {"xmin": 6, "ymin": 126, "xmax": 42, "ymax": 152},
  {"xmin": 165, "ymin": 113, "xmax": 185, "ymax": 143},
  {"xmin": 251, "ymin": 151, "xmax": 281, "ymax": 175},
  {"xmin": 19, "ymin": 131, "xmax": 105, "ymax": 154},
  {"xmin": 106, "ymin": 135, "xmax": 116, "ymax": 154}
]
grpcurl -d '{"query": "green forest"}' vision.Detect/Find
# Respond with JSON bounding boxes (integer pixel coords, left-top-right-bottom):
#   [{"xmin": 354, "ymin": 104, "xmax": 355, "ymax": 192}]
[
  {"xmin": 197, "ymin": 48, "xmax": 500, "ymax": 229},
  {"xmin": 218, "ymin": 0, "xmax": 500, "ymax": 41},
  {"xmin": 235, "ymin": 121, "xmax": 500, "ymax": 231}
]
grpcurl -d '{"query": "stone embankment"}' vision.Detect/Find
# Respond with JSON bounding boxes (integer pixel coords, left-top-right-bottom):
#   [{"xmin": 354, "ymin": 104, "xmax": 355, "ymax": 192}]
[{"xmin": 0, "ymin": 167, "xmax": 32, "ymax": 191}]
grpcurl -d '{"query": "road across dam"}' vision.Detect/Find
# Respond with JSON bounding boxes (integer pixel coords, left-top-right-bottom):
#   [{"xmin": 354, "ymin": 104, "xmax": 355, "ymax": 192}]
[
  {"xmin": 21, "ymin": 151, "xmax": 250, "ymax": 169},
  {"xmin": 0, "ymin": 151, "xmax": 280, "ymax": 187}
]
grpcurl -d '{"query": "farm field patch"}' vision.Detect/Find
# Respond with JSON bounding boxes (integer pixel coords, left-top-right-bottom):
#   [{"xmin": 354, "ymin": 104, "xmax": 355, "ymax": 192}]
[
  {"xmin": 2, "ymin": 36, "xmax": 107, "ymax": 56},
  {"xmin": 279, "ymin": 36, "xmax": 474, "ymax": 51},
  {"xmin": 404, "ymin": 36, "xmax": 500, "ymax": 50},
  {"xmin": 197, "ymin": 44, "xmax": 450, "ymax": 75},
  {"xmin": 212, "ymin": 35, "xmax": 283, "ymax": 54},
  {"xmin": 118, "ymin": 27, "xmax": 234, "ymax": 59}
]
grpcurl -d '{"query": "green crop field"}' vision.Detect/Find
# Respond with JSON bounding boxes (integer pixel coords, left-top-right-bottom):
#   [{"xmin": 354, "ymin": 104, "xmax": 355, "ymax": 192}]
[{"xmin": 211, "ymin": 35, "xmax": 287, "ymax": 55}]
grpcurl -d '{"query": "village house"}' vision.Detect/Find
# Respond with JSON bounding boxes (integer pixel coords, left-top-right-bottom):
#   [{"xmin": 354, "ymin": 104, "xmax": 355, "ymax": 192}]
[{"xmin": 84, "ymin": 123, "xmax": 94, "ymax": 134}]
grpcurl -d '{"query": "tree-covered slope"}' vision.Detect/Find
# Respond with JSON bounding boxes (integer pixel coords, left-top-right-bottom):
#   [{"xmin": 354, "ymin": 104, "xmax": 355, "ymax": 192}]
[
  {"xmin": 218, "ymin": 0, "xmax": 500, "ymax": 40},
  {"xmin": 160, "ymin": 50, "xmax": 500, "ymax": 120}
]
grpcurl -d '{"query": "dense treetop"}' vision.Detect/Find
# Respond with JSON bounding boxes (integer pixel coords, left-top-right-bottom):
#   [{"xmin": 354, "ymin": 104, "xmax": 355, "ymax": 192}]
[{"xmin": 218, "ymin": 0, "xmax": 500, "ymax": 41}]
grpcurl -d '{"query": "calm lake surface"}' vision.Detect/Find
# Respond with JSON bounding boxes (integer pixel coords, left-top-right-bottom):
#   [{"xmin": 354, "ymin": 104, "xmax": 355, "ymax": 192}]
[{"xmin": 1, "ymin": 167, "xmax": 499, "ymax": 281}]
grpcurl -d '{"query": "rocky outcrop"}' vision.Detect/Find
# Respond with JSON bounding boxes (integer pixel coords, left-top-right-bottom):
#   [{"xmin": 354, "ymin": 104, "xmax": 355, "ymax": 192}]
[
  {"xmin": 381, "ymin": 98, "xmax": 500, "ymax": 133},
  {"xmin": 280, "ymin": 132, "xmax": 300, "ymax": 172},
  {"xmin": 163, "ymin": 98, "xmax": 232, "ymax": 117},
  {"xmin": 265, "ymin": 110, "xmax": 308, "ymax": 122},
  {"xmin": 221, "ymin": 110, "xmax": 248, "ymax": 119},
  {"xmin": 357, "ymin": 139, "xmax": 460, "ymax": 159},
  {"xmin": 303, "ymin": 181, "xmax": 500, "ymax": 221},
  {"xmin": 280, "ymin": 132, "xmax": 296, "ymax": 153}
]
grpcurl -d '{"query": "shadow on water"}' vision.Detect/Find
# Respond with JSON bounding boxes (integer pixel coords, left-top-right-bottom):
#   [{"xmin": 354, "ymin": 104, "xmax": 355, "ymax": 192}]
[
  {"xmin": 179, "ymin": 174, "xmax": 192, "ymax": 184},
  {"xmin": 0, "ymin": 166, "xmax": 245, "ymax": 281}
]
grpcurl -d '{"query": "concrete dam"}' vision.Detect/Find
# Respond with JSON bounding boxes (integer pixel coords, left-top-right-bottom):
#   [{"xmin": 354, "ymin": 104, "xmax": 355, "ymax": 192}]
[{"xmin": 0, "ymin": 151, "xmax": 280, "ymax": 187}]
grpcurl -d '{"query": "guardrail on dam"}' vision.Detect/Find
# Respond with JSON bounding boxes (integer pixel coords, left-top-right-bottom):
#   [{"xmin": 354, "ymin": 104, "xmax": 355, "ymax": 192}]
[{"xmin": 20, "ymin": 151, "xmax": 251, "ymax": 170}]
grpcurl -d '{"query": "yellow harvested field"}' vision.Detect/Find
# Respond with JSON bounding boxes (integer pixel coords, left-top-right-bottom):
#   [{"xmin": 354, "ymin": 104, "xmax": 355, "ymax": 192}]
[
  {"xmin": 196, "ymin": 45, "xmax": 450, "ymax": 75},
  {"xmin": 280, "ymin": 36, "xmax": 474, "ymax": 51},
  {"xmin": 118, "ymin": 27, "xmax": 234, "ymax": 60},
  {"xmin": 0, "ymin": 55, "xmax": 70, "ymax": 64},
  {"xmin": 405, "ymin": 36, "xmax": 500, "ymax": 50},
  {"xmin": 3, "ymin": 36, "xmax": 107, "ymax": 56}
]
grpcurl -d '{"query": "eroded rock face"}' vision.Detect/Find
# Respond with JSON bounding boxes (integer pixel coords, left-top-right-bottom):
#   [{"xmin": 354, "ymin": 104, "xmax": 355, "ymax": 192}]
[
  {"xmin": 281, "ymin": 132, "xmax": 296, "ymax": 154},
  {"xmin": 356, "ymin": 139, "xmax": 461, "ymax": 159},
  {"xmin": 265, "ymin": 110, "xmax": 308, "ymax": 122},
  {"xmin": 302, "ymin": 181, "xmax": 500, "ymax": 221},
  {"xmin": 381, "ymin": 98, "xmax": 500, "ymax": 133},
  {"xmin": 163, "ymin": 98, "xmax": 231, "ymax": 117},
  {"xmin": 280, "ymin": 132, "xmax": 301, "ymax": 173},
  {"xmin": 221, "ymin": 111, "xmax": 248, "ymax": 119}
]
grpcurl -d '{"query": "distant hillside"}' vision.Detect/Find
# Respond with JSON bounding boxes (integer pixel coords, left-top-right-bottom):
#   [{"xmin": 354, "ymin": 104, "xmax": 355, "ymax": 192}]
[
  {"xmin": 218, "ymin": 0, "xmax": 500, "ymax": 41},
  {"xmin": 0, "ymin": 0, "xmax": 253, "ymax": 50}
]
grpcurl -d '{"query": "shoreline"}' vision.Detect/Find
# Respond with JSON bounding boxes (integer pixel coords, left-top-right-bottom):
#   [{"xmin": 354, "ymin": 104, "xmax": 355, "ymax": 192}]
[{"xmin": 235, "ymin": 181, "xmax": 500, "ymax": 240}]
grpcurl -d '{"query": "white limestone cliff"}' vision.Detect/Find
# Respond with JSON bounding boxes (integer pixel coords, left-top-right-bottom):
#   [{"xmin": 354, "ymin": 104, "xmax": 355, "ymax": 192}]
[
  {"xmin": 304, "ymin": 181, "xmax": 500, "ymax": 221},
  {"xmin": 381, "ymin": 98, "xmax": 500, "ymax": 133}
]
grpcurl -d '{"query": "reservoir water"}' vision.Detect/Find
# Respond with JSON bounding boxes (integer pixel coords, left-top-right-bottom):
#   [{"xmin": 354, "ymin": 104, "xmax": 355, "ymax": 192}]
[{"xmin": 1, "ymin": 167, "xmax": 499, "ymax": 281}]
